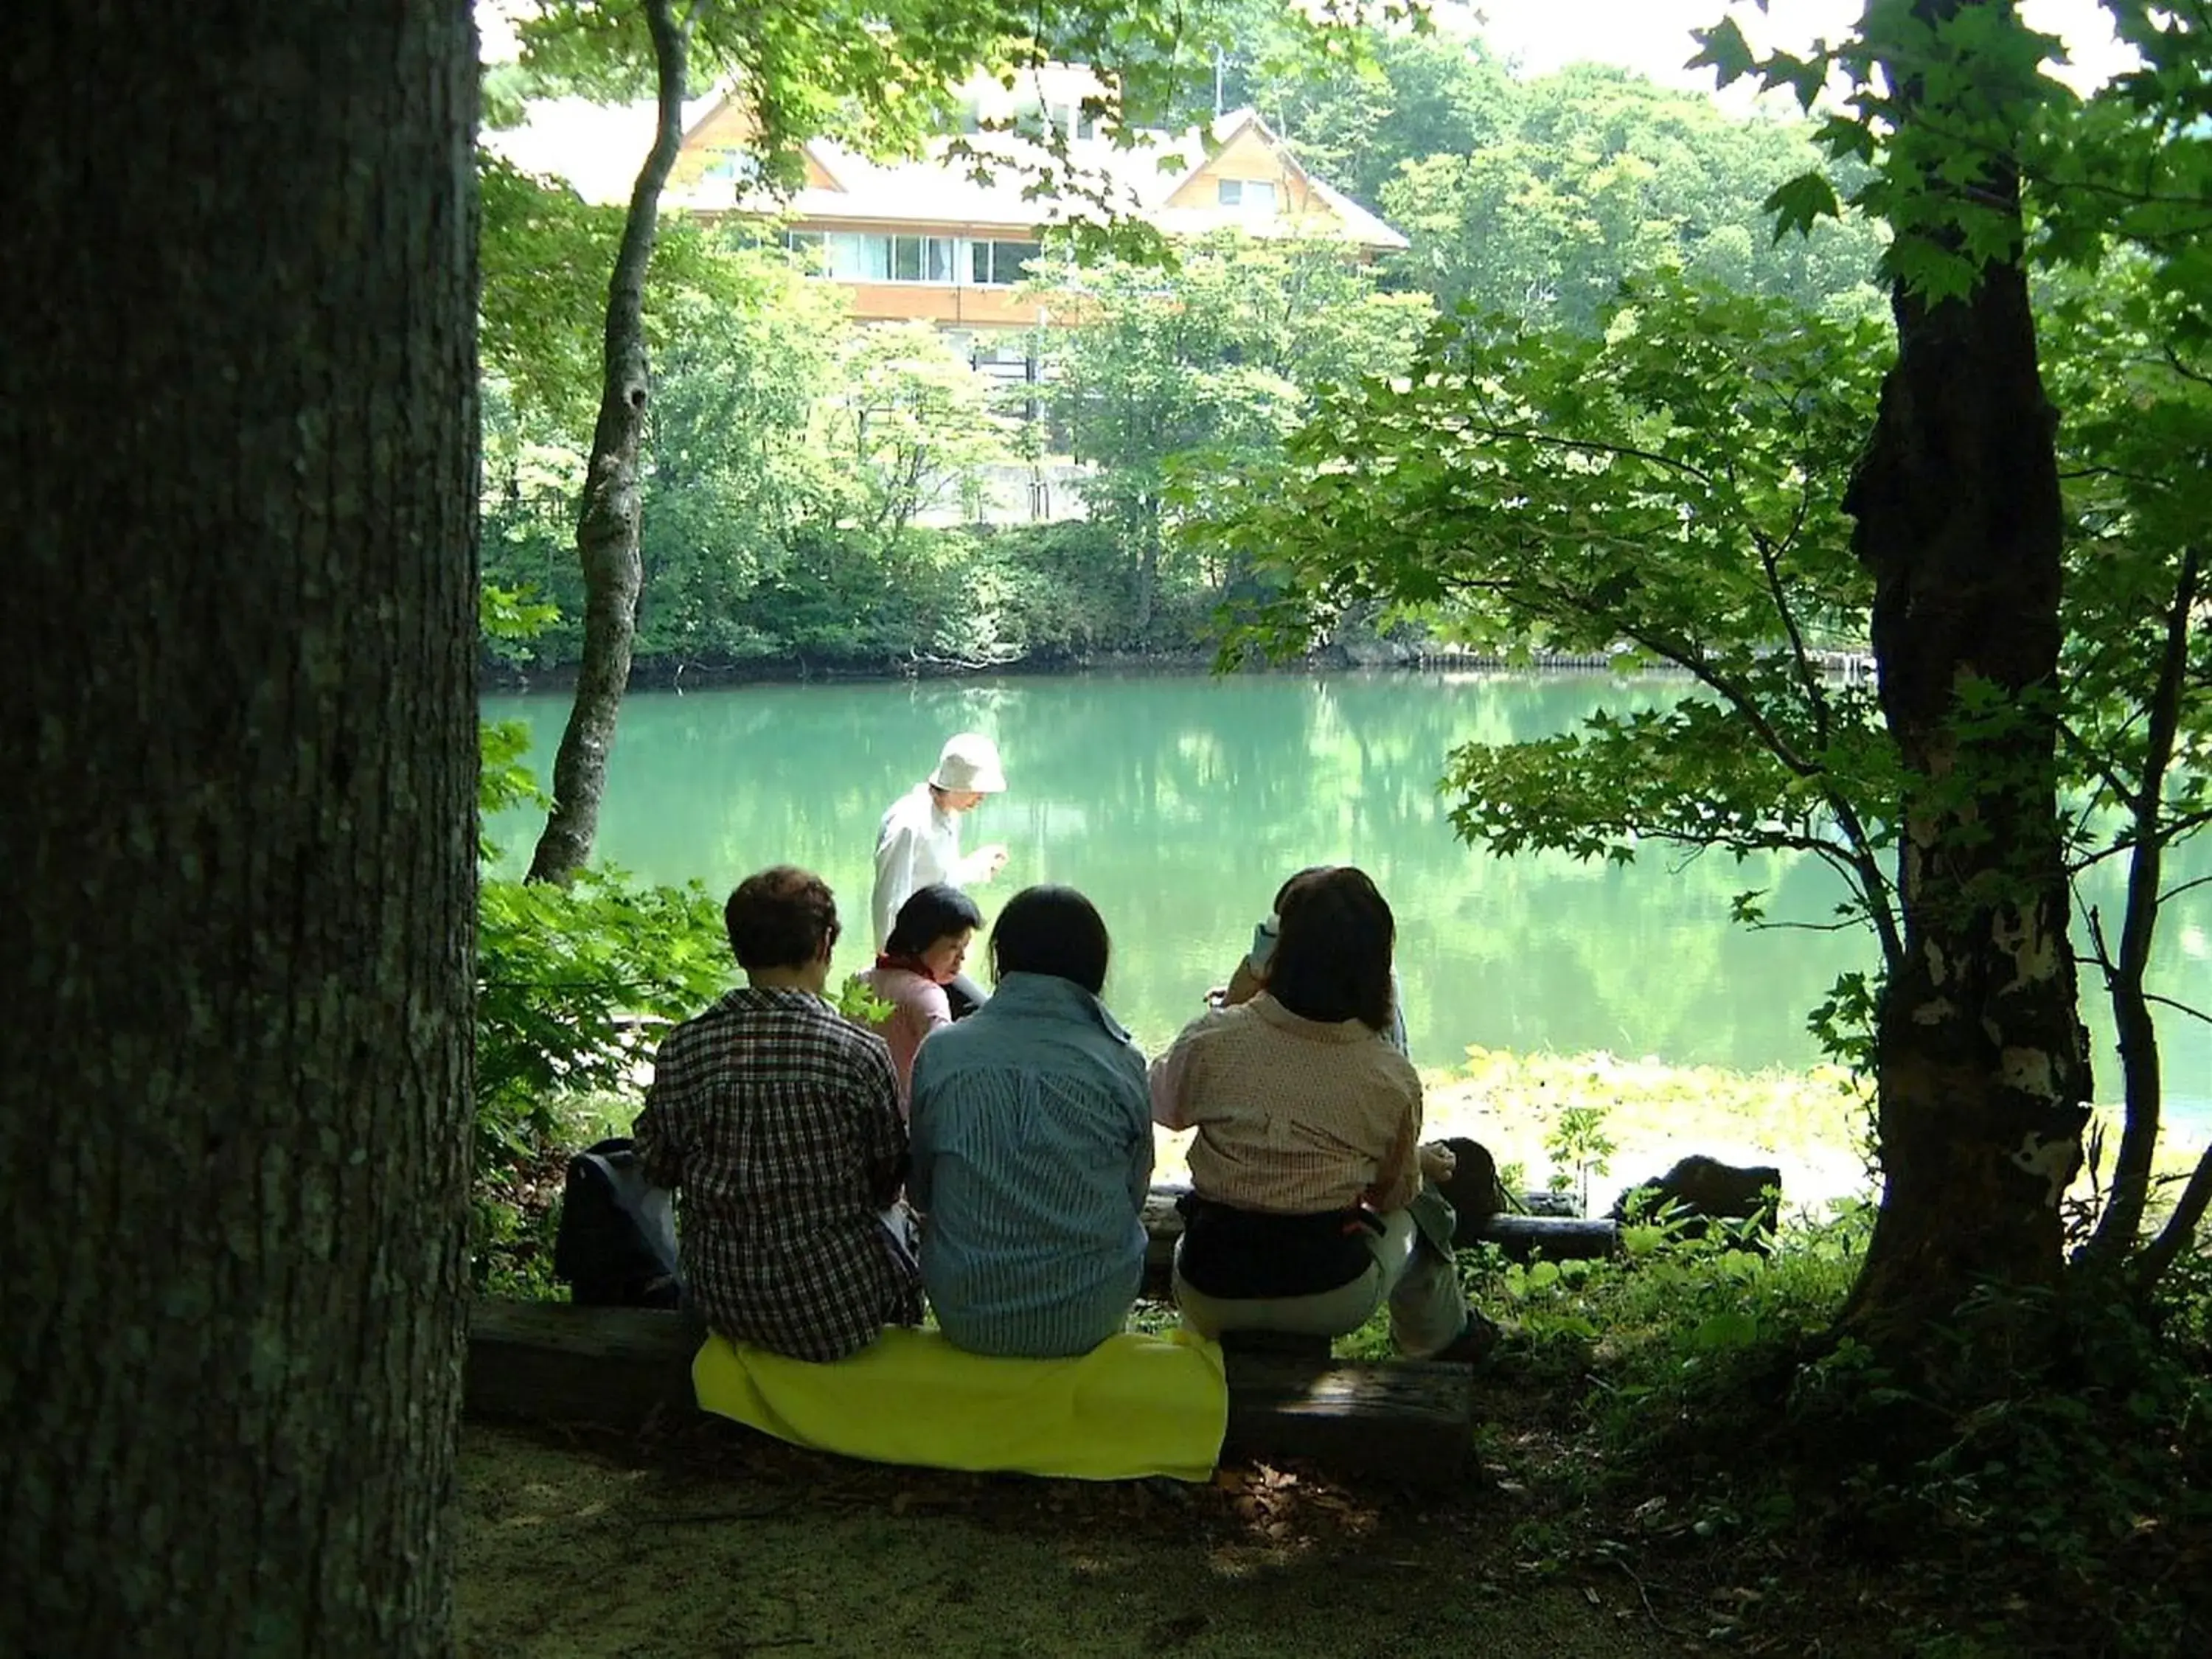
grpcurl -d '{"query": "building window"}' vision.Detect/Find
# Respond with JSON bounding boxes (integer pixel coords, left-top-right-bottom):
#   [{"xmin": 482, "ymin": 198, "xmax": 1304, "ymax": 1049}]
[
  {"xmin": 788, "ymin": 232, "xmax": 1037, "ymax": 288},
  {"xmin": 886, "ymin": 234, "xmax": 957, "ymax": 283},
  {"xmin": 969, "ymin": 239, "xmax": 1041, "ymax": 286},
  {"xmin": 700, "ymin": 147, "xmax": 758, "ymax": 183},
  {"xmin": 1217, "ymin": 178, "xmax": 1277, "ymax": 212},
  {"xmin": 789, "ymin": 232, "xmax": 957, "ymax": 283}
]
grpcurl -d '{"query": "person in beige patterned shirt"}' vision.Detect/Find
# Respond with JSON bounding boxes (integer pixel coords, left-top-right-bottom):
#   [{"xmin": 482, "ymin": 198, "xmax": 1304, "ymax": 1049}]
[{"xmin": 1150, "ymin": 866, "xmax": 1495, "ymax": 1362}]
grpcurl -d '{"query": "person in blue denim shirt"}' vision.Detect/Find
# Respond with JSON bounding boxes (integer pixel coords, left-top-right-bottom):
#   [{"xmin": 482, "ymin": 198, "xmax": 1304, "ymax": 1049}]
[{"xmin": 908, "ymin": 886, "xmax": 1152, "ymax": 1358}]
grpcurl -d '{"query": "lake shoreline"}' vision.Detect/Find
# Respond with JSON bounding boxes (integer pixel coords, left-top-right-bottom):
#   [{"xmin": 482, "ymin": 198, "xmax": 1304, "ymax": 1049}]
[
  {"xmin": 535, "ymin": 1037, "xmax": 2205, "ymax": 1226},
  {"xmin": 480, "ymin": 643, "xmax": 1639, "ymax": 695}
]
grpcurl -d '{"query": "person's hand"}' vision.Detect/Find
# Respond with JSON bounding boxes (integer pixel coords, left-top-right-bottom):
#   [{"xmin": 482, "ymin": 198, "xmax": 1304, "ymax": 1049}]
[
  {"xmin": 1418, "ymin": 1142, "xmax": 1457, "ymax": 1184},
  {"xmin": 977, "ymin": 843, "xmax": 1009, "ymax": 878}
]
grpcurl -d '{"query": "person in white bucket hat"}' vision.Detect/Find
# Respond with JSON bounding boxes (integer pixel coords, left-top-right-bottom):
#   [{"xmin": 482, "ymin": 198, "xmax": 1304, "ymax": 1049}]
[{"xmin": 870, "ymin": 733, "xmax": 1009, "ymax": 1011}]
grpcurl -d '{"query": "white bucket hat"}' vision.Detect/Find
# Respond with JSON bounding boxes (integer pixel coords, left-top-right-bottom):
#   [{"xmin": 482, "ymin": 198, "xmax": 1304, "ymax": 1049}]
[{"xmin": 929, "ymin": 731, "xmax": 1007, "ymax": 794}]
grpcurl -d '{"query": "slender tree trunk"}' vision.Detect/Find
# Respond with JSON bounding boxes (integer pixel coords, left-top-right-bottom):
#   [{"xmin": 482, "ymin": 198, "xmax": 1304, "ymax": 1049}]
[
  {"xmin": 1133, "ymin": 500, "xmax": 1162, "ymax": 638},
  {"xmin": 2135, "ymin": 1140, "xmax": 2212, "ymax": 1293},
  {"xmin": 527, "ymin": 0, "xmax": 696, "ymax": 884},
  {"xmin": 1838, "ymin": 2, "xmax": 2090, "ymax": 1340},
  {"xmin": 2085, "ymin": 548, "xmax": 2199, "ymax": 1265},
  {"xmin": 1, "ymin": 3, "xmax": 477, "ymax": 1655}
]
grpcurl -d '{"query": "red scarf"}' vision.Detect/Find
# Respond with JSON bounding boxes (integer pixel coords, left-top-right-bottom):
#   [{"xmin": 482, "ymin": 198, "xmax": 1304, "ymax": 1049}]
[{"xmin": 874, "ymin": 951, "xmax": 934, "ymax": 978}]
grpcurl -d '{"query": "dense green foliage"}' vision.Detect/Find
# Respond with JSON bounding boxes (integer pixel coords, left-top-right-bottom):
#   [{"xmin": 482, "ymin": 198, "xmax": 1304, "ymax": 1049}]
[
  {"xmin": 1189, "ymin": 6, "xmax": 1887, "ymax": 324},
  {"xmin": 1377, "ymin": 64, "xmax": 1884, "ymax": 330},
  {"xmin": 1450, "ymin": 1205, "xmax": 2212, "ymax": 1654},
  {"xmin": 473, "ymin": 678, "xmax": 733, "ymax": 1292},
  {"xmin": 1201, "ymin": 5, "xmax": 2212, "ymax": 1282},
  {"xmin": 1046, "ymin": 234, "xmax": 1435, "ymax": 632},
  {"xmin": 479, "ymin": 220, "xmax": 1428, "ymax": 670},
  {"xmin": 475, "ymin": 1, "xmax": 1902, "ymax": 677},
  {"xmin": 1200, "ymin": 273, "xmax": 1906, "ymax": 1067},
  {"xmin": 471, "ymin": 865, "xmax": 731, "ymax": 1294}
]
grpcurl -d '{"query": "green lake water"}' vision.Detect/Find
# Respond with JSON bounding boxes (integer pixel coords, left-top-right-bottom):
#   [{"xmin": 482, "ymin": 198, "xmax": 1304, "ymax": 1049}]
[{"xmin": 486, "ymin": 669, "xmax": 2212, "ymax": 1130}]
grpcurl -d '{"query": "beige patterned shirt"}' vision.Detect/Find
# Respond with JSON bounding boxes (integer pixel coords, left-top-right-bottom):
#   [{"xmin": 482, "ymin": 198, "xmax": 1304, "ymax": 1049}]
[{"xmin": 1148, "ymin": 994, "xmax": 1422, "ymax": 1215}]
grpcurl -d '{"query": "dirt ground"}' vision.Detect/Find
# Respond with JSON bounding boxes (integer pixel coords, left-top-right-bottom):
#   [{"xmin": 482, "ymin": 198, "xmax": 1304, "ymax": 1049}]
[{"xmin": 459, "ymin": 1419, "xmax": 1705, "ymax": 1659}]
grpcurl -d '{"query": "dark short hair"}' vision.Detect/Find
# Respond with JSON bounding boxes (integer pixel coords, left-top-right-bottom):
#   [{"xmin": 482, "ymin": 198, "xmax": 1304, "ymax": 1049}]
[
  {"xmin": 989, "ymin": 885, "xmax": 1110, "ymax": 995},
  {"xmin": 885, "ymin": 883, "xmax": 984, "ymax": 958},
  {"xmin": 724, "ymin": 866, "xmax": 840, "ymax": 971},
  {"xmin": 1267, "ymin": 867, "xmax": 1394, "ymax": 1032}
]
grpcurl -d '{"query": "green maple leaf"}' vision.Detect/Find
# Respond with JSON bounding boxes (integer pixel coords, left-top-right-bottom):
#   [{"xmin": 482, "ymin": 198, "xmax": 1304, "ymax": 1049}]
[
  {"xmin": 1688, "ymin": 18, "xmax": 1755, "ymax": 89},
  {"xmin": 1764, "ymin": 171, "xmax": 1843, "ymax": 243}
]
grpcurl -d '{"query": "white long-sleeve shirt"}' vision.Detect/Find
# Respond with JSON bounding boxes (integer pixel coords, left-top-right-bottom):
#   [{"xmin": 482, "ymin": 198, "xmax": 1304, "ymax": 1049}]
[{"xmin": 870, "ymin": 782, "xmax": 993, "ymax": 949}]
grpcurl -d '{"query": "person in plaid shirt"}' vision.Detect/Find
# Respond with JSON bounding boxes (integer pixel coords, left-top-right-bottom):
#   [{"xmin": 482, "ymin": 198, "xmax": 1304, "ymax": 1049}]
[{"xmin": 633, "ymin": 866, "xmax": 922, "ymax": 1362}]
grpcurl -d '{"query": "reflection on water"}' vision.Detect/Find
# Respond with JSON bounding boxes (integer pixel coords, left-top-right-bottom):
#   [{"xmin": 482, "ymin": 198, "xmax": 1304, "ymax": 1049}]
[{"xmin": 485, "ymin": 670, "xmax": 2212, "ymax": 1131}]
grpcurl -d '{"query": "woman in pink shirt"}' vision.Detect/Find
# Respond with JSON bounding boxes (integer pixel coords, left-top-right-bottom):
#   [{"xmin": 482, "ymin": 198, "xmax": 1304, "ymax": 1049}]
[{"xmin": 853, "ymin": 884, "xmax": 983, "ymax": 1113}]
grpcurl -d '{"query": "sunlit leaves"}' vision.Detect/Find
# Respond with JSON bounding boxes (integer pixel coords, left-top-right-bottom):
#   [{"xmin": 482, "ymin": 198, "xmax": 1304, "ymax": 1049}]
[
  {"xmin": 1044, "ymin": 234, "xmax": 1433, "ymax": 625},
  {"xmin": 477, "ymin": 866, "xmax": 731, "ymax": 1161},
  {"xmin": 1711, "ymin": 0, "xmax": 2210, "ymax": 333},
  {"xmin": 479, "ymin": 717, "xmax": 548, "ymax": 860},
  {"xmin": 1197, "ymin": 274, "xmax": 1902, "ymax": 1002},
  {"xmin": 478, "ymin": 154, "xmax": 627, "ymax": 427},
  {"xmin": 1380, "ymin": 69, "xmax": 1885, "ymax": 335},
  {"xmin": 512, "ymin": 0, "xmax": 1302, "ymax": 232},
  {"xmin": 2042, "ymin": 261, "xmax": 2212, "ymax": 871},
  {"xmin": 815, "ymin": 321, "xmax": 1020, "ymax": 541}
]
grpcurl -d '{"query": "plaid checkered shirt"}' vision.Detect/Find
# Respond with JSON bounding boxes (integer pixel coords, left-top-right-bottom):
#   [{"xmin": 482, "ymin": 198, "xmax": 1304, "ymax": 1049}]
[{"xmin": 634, "ymin": 987, "xmax": 922, "ymax": 1361}]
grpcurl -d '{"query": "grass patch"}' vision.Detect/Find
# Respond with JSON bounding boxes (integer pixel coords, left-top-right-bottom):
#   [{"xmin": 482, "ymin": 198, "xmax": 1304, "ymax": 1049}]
[{"xmin": 1421, "ymin": 1046, "xmax": 1875, "ymax": 1215}]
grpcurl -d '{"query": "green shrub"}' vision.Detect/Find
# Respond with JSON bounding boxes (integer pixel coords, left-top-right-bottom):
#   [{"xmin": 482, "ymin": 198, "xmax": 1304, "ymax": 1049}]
[
  {"xmin": 1788, "ymin": 1283, "xmax": 2212, "ymax": 1655},
  {"xmin": 974, "ymin": 521, "xmax": 1220, "ymax": 658},
  {"xmin": 472, "ymin": 867, "xmax": 730, "ymax": 1293},
  {"xmin": 1498, "ymin": 1208, "xmax": 2212, "ymax": 1655}
]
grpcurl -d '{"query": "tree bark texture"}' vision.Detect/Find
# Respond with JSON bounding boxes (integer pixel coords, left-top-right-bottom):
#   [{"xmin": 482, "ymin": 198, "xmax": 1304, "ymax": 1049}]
[
  {"xmin": 0, "ymin": 4, "xmax": 478, "ymax": 1654},
  {"xmin": 526, "ymin": 0, "xmax": 695, "ymax": 885},
  {"xmin": 1840, "ymin": 6, "xmax": 2090, "ymax": 1335}
]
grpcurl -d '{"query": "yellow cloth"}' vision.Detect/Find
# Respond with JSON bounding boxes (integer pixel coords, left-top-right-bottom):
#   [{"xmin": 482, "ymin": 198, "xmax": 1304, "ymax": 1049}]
[{"xmin": 693, "ymin": 1326, "xmax": 1227, "ymax": 1482}]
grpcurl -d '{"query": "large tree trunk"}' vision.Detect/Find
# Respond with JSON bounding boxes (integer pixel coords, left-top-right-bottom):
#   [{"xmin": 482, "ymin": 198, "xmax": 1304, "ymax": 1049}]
[
  {"xmin": 1839, "ymin": 1, "xmax": 2090, "ymax": 1340},
  {"xmin": 526, "ymin": 0, "xmax": 696, "ymax": 885},
  {"xmin": 1, "ymin": 3, "xmax": 478, "ymax": 1653}
]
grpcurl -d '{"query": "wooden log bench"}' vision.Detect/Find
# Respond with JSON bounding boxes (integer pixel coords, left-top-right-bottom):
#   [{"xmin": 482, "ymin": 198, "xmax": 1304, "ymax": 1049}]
[
  {"xmin": 1458, "ymin": 1212, "xmax": 1619, "ymax": 1260},
  {"xmin": 466, "ymin": 1299, "xmax": 1473, "ymax": 1487}
]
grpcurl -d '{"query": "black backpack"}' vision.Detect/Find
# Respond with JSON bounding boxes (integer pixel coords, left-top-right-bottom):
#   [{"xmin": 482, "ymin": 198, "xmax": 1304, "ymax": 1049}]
[{"xmin": 552, "ymin": 1138, "xmax": 683, "ymax": 1309}]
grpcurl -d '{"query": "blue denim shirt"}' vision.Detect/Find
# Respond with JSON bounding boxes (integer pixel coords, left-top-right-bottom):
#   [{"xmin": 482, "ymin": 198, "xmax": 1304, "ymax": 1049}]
[{"xmin": 908, "ymin": 972, "xmax": 1152, "ymax": 1357}]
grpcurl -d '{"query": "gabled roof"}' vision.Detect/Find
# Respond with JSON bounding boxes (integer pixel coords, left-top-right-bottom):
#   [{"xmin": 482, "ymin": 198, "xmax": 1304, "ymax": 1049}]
[
  {"xmin": 484, "ymin": 94, "xmax": 723, "ymax": 204},
  {"xmin": 1143, "ymin": 107, "xmax": 1406, "ymax": 250},
  {"xmin": 490, "ymin": 74, "xmax": 1406, "ymax": 252}
]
